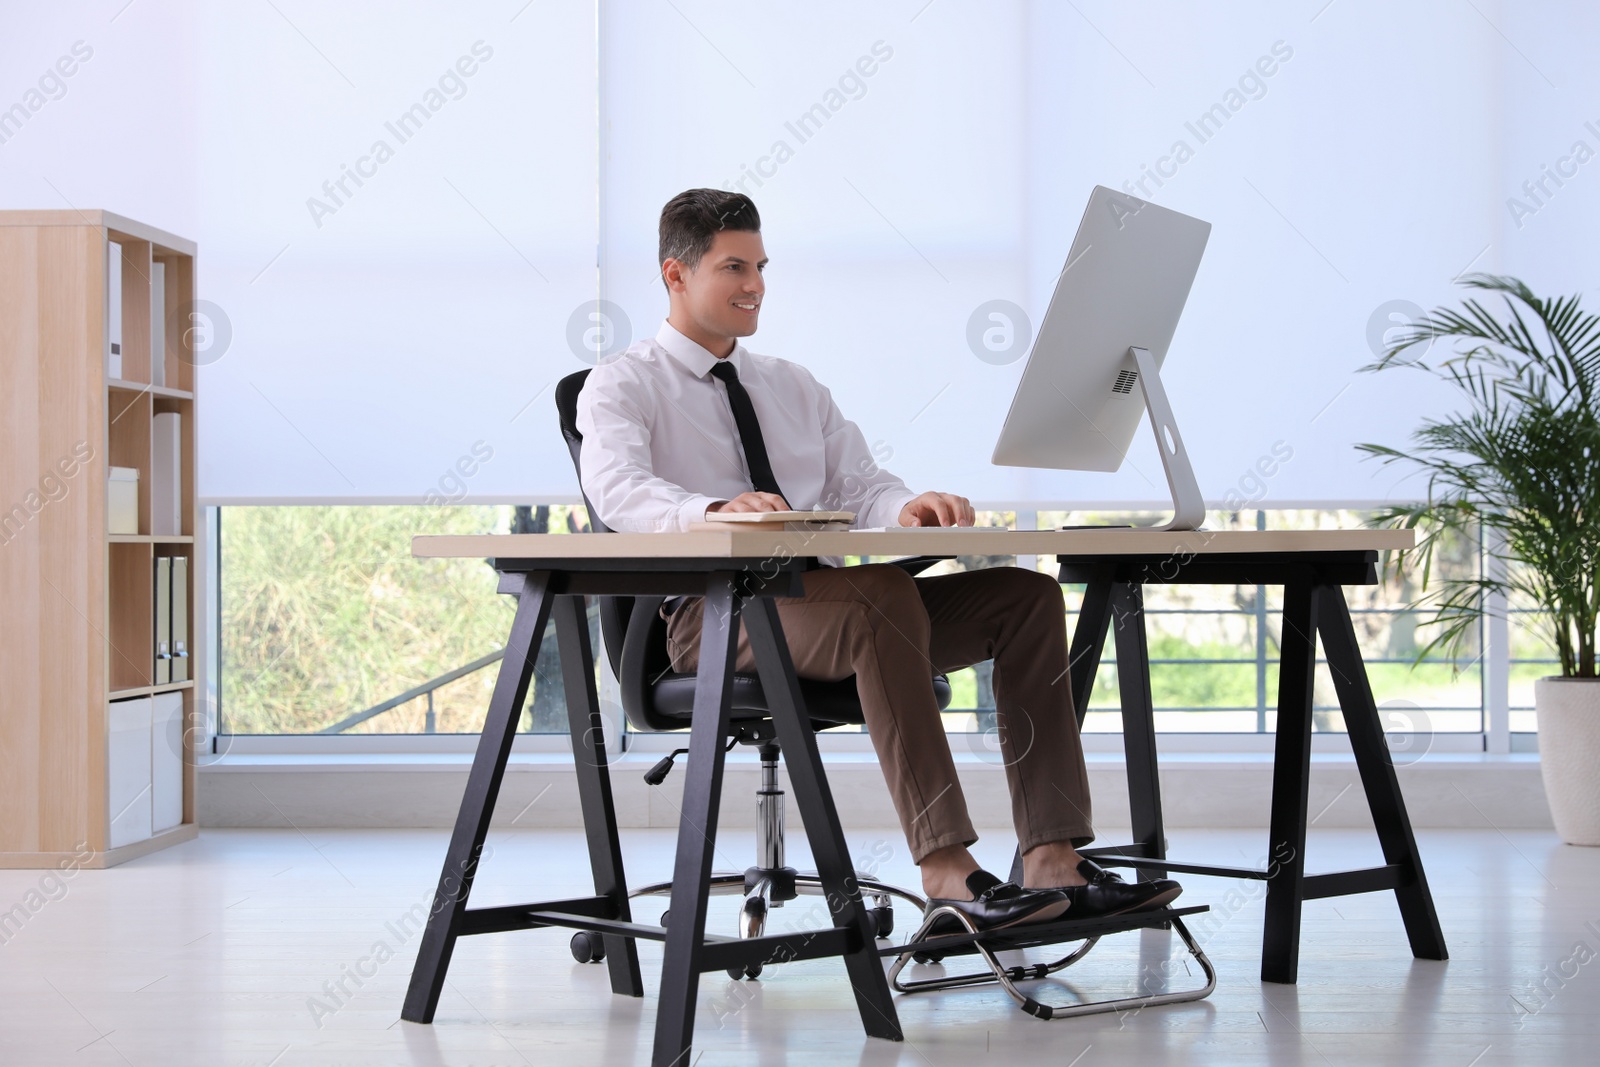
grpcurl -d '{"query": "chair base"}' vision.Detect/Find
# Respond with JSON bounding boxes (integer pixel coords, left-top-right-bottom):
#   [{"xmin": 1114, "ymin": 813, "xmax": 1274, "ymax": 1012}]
[
  {"xmin": 630, "ymin": 870, "xmax": 926, "ymax": 974},
  {"xmin": 630, "ymin": 871, "xmax": 926, "ymax": 910},
  {"xmin": 623, "ymin": 738, "xmax": 927, "ymax": 976}
]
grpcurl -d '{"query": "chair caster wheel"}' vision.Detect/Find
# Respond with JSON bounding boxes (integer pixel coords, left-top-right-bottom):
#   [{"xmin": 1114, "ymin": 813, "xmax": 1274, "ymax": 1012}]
[
  {"xmin": 869, "ymin": 905, "xmax": 894, "ymax": 939},
  {"xmin": 728, "ymin": 894, "xmax": 768, "ymax": 979},
  {"xmin": 659, "ymin": 909, "xmax": 670, "ymax": 928},
  {"xmin": 912, "ymin": 951, "xmax": 944, "ymax": 965},
  {"xmin": 569, "ymin": 931, "xmax": 605, "ymax": 964}
]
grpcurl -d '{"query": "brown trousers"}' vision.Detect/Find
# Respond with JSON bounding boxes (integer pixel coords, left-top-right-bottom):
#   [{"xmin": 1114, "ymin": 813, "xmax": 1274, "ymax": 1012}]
[{"xmin": 663, "ymin": 563, "xmax": 1094, "ymax": 864}]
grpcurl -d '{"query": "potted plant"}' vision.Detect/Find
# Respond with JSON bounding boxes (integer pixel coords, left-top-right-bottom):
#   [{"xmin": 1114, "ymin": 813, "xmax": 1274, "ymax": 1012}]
[{"xmin": 1357, "ymin": 274, "xmax": 1600, "ymax": 845}]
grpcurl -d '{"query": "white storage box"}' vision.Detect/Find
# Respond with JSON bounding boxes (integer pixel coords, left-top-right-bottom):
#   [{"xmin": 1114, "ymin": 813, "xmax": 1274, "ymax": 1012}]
[
  {"xmin": 108, "ymin": 696, "xmax": 153, "ymax": 848},
  {"xmin": 151, "ymin": 692, "xmax": 184, "ymax": 833},
  {"xmin": 108, "ymin": 467, "xmax": 139, "ymax": 534}
]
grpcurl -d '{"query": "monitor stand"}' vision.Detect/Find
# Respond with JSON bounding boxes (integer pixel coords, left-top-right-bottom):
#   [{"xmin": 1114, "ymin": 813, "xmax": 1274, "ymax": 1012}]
[{"xmin": 1129, "ymin": 346, "xmax": 1205, "ymax": 531}]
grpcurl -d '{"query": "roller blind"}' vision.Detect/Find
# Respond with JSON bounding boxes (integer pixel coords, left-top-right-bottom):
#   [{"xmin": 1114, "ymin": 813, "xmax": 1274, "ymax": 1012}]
[{"xmin": 3, "ymin": 1, "xmax": 1595, "ymax": 505}]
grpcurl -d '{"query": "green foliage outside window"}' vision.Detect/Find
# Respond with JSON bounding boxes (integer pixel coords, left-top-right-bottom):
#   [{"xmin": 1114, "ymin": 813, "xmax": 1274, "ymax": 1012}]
[{"xmin": 219, "ymin": 505, "xmax": 1516, "ymax": 735}]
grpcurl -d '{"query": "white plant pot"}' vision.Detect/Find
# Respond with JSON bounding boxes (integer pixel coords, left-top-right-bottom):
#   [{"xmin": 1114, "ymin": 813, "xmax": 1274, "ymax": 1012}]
[{"xmin": 1536, "ymin": 677, "xmax": 1600, "ymax": 846}]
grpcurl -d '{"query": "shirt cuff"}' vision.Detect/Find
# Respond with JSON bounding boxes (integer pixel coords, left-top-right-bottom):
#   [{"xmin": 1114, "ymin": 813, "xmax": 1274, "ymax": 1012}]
[
  {"xmin": 861, "ymin": 489, "xmax": 920, "ymax": 529},
  {"xmin": 674, "ymin": 495, "xmax": 725, "ymax": 531}
]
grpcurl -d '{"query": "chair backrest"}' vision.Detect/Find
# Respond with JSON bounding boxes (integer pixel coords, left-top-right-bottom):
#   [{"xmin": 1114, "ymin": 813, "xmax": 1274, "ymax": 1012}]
[
  {"xmin": 554, "ymin": 370, "xmax": 676, "ymax": 718},
  {"xmin": 554, "ymin": 370, "xmax": 610, "ymax": 532},
  {"xmin": 555, "ymin": 370, "xmax": 625, "ymax": 673}
]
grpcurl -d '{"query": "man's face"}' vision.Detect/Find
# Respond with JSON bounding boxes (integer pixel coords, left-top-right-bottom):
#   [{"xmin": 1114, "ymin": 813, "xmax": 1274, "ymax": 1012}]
[{"xmin": 667, "ymin": 229, "xmax": 767, "ymax": 342}]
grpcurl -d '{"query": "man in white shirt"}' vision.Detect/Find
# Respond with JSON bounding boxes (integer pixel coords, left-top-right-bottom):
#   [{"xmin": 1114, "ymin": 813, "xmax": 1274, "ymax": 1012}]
[{"xmin": 576, "ymin": 189, "xmax": 1179, "ymax": 928}]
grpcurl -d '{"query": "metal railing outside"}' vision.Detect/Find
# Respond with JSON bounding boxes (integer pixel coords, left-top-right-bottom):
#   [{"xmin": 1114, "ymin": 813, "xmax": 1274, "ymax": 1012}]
[{"xmin": 319, "ymin": 650, "xmax": 505, "ymax": 734}]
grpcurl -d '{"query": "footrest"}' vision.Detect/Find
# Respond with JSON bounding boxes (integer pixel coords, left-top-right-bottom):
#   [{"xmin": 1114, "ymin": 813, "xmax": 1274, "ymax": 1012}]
[
  {"xmin": 885, "ymin": 905, "xmax": 1215, "ymax": 1020},
  {"xmin": 878, "ymin": 903, "xmax": 1208, "ymax": 960}
]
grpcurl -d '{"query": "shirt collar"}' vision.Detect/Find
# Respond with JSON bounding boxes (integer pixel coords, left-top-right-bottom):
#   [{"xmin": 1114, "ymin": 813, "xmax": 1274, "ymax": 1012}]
[{"xmin": 656, "ymin": 320, "xmax": 745, "ymax": 379}]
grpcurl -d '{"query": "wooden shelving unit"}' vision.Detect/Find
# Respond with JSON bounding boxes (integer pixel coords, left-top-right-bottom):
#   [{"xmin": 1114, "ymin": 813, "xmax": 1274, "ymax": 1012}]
[{"xmin": 0, "ymin": 211, "xmax": 203, "ymax": 868}]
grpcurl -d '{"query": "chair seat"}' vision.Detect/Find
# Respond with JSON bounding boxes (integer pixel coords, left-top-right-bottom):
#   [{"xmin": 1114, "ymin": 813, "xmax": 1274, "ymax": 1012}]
[{"xmin": 651, "ymin": 671, "xmax": 954, "ymax": 727}]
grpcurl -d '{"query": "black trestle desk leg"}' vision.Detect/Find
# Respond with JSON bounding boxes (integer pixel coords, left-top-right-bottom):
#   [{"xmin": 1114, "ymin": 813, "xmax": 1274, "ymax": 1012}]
[
  {"xmin": 745, "ymin": 596, "xmax": 903, "ymax": 1043},
  {"xmin": 1316, "ymin": 582, "xmax": 1448, "ymax": 963},
  {"xmin": 1262, "ymin": 571, "xmax": 1318, "ymax": 984},
  {"xmin": 1111, "ymin": 580, "xmax": 1167, "ymax": 875},
  {"xmin": 652, "ymin": 574, "xmax": 742, "ymax": 1067},
  {"xmin": 1069, "ymin": 567, "xmax": 1115, "ymax": 725},
  {"xmin": 403, "ymin": 570, "xmax": 553, "ymax": 1023},
  {"xmin": 553, "ymin": 593, "xmax": 644, "ymax": 997}
]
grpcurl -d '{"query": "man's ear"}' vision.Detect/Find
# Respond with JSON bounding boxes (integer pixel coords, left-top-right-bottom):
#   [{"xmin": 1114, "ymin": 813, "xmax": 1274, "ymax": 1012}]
[{"xmin": 661, "ymin": 257, "xmax": 690, "ymax": 294}]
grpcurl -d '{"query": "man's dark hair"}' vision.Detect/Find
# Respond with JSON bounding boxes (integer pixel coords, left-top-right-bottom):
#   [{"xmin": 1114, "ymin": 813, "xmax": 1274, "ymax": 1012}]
[{"xmin": 658, "ymin": 188, "xmax": 761, "ymax": 287}]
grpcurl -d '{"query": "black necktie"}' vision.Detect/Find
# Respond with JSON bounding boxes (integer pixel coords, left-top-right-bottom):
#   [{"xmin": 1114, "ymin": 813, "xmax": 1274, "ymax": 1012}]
[{"xmin": 709, "ymin": 360, "xmax": 787, "ymax": 501}]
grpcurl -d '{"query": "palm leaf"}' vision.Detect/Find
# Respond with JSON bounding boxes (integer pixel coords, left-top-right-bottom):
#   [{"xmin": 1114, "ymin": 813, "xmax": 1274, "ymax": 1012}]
[{"xmin": 1357, "ymin": 275, "xmax": 1600, "ymax": 678}]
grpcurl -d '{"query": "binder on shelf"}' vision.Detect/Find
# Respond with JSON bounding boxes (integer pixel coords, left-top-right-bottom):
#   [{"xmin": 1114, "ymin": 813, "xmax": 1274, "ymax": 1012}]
[
  {"xmin": 150, "ymin": 260, "xmax": 166, "ymax": 387},
  {"xmin": 108, "ymin": 240, "xmax": 123, "ymax": 379},
  {"xmin": 170, "ymin": 556, "xmax": 189, "ymax": 683},
  {"xmin": 152, "ymin": 411, "xmax": 182, "ymax": 536},
  {"xmin": 154, "ymin": 556, "xmax": 172, "ymax": 685}
]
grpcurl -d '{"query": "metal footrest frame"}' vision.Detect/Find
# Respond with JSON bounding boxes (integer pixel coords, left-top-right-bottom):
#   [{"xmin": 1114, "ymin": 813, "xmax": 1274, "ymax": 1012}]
[{"xmin": 885, "ymin": 905, "xmax": 1216, "ymax": 1021}]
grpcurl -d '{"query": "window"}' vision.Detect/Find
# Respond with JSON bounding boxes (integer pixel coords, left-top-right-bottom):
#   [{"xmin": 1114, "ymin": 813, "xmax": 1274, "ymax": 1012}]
[
  {"xmin": 215, "ymin": 504, "xmax": 1512, "ymax": 745},
  {"xmin": 1509, "ymin": 580, "xmax": 1564, "ymax": 734},
  {"xmin": 218, "ymin": 504, "xmax": 594, "ymax": 736}
]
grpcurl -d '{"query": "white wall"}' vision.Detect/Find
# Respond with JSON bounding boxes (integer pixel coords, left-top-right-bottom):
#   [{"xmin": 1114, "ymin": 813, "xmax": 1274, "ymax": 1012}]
[{"xmin": 3, "ymin": 0, "xmax": 1596, "ymax": 506}]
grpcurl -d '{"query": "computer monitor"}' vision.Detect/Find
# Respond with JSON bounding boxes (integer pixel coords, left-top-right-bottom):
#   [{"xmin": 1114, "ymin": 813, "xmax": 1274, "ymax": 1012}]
[{"xmin": 991, "ymin": 185, "xmax": 1212, "ymax": 530}]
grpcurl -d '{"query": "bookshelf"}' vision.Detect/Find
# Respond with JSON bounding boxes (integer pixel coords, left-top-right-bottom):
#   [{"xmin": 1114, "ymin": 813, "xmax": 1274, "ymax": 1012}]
[{"xmin": 0, "ymin": 211, "xmax": 202, "ymax": 868}]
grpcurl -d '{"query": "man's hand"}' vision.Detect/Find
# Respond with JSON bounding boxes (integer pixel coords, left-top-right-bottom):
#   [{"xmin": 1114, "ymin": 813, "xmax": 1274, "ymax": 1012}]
[
  {"xmin": 708, "ymin": 491, "xmax": 791, "ymax": 514},
  {"xmin": 898, "ymin": 491, "xmax": 975, "ymax": 527}
]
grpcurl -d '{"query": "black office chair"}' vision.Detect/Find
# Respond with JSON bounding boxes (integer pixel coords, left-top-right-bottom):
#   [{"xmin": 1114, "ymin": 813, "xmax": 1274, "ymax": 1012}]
[{"xmin": 555, "ymin": 369, "xmax": 951, "ymax": 979}]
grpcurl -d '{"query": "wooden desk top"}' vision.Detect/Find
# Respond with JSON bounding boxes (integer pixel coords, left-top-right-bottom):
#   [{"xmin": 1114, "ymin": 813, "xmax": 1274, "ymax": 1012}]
[{"xmin": 413, "ymin": 527, "xmax": 1413, "ymax": 561}]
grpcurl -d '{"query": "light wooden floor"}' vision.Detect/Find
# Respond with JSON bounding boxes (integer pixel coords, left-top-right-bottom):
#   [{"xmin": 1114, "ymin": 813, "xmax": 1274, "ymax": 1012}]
[{"xmin": 1, "ymin": 825, "xmax": 1595, "ymax": 1065}]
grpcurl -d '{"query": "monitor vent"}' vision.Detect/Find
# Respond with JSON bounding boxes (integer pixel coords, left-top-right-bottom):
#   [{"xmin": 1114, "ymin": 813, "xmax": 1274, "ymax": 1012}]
[{"xmin": 1112, "ymin": 369, "xmax": 1138, "ymax": 395}]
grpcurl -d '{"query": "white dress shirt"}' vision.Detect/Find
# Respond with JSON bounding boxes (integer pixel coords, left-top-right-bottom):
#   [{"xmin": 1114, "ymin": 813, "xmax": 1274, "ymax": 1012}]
[{"xmin": 575, "ymin": 321, "xmax": 918, "ymax": 563}]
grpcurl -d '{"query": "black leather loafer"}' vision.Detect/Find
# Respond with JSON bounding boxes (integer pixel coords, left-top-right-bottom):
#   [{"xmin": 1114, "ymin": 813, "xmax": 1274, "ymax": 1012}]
[
  {"xmin": 922, "ymin": 869, "xmax": 1071, "ymax": 937},
  {"xmin": 1044, "ymin": 859, "xmax": 1181, "ymax": 919}
]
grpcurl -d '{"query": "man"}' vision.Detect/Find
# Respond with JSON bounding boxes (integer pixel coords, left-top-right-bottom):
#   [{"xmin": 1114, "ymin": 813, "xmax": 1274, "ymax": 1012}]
[{"xmin": 576, "ymin": 188, "xmax": 1180, "ymax": 930}]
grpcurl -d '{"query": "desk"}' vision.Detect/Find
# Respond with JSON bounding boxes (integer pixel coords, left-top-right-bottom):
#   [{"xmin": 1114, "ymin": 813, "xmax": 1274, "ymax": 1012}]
[{"xmin": 400, "ymin": 528, "xmax": 1446, "ymax": 1063}]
